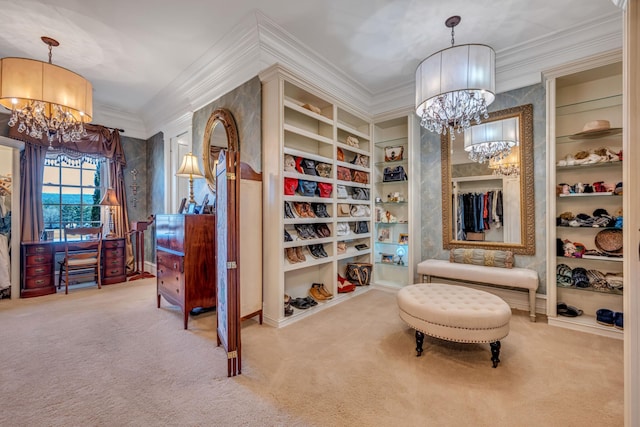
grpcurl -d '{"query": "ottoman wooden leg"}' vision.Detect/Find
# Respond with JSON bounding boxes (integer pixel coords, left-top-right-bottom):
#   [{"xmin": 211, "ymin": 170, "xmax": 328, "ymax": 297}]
[
  {"xmin": 490, "ymin": 341, "xmax": 501, "ymax": 368},
  {"xmin": 415, "ymin": 330, "xmax": 424, "ymax": 357}
]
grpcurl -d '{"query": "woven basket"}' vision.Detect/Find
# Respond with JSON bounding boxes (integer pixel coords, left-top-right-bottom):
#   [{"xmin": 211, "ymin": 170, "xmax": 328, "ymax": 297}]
[{"xmin": 595, "ymin": 229, "xmax": 623, "ymax": 254}]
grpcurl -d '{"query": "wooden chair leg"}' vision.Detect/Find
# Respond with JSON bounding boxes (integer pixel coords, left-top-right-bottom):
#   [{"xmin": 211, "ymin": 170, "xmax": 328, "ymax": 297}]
[{"xmin": 65, "ymin": 267, "xmax": 69, "ymax": 295}]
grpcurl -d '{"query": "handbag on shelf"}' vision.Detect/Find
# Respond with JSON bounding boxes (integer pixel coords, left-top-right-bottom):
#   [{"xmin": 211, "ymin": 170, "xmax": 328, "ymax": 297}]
[
  {"xmin": 336, "ymin": 222, "xmax": 350, "ymax": 236},
  {"xmin": 297, "ymin": 180, "xmax": 317, "ymax": 197},
  {"xmin": 337, "ymin": 204, "xmax": 351, "ymax": 217},
  {"xmin": 337, "ymin": 241, "xmax": 347, "ymax": 254},
  {"xmin": 315, "ymin": 162, "xmax": 332, "ymax": 178},
  {"xmin": 337, "ymin": 148, "xmax": 345, "ymax": 162},
  {"xmin": 352, "ymin": 170, "xmax": 369, "ymax": 184},
  {"xmin": 354, "ymin": 221, "xmax": 369, "ymax": 234},
  {"xmin": 317, "ymin": 182, "xmax": 333, "ymax": 198},
  {"xmin": 337, "ymin": 166, "xmax": 351, "ymax": 181},
  {"xmin": 301, "ymin": 158, "xmax": 317, "ymax": 176},
  {"xmin": 352, "ymin": 188, "xmax": 370, "ymax": 200},
  {"xmin": 284, "ymin": 178, "xmax": 298, "ymax": 195},
  {"xmin": 284, "ymin": 154, "xmax": 296, "ymax": 172},
  {"xmin": 345, "ymin": 262, "xmax": 372, "ymax": 286},
  {"xmin": 383, "ymin": 165, "xmax": 408, "ymax": 182},
  {"xmin": 346, "ymin": 135, "xmax": 360, "ymax": 148},
  {"xmin": 350, "ymin": 205, "xmax": 370, "ymax": 217},
  {"xmin": 384, "ymin": 145, "xmax": 404, "ymax": 162},
  {"xmin": 351, "ymin": 153, "xmax": 369, "ymax": 168},
  {"xmin": 336, "ymin": 184, "xmax": 349, "ymax": 199}
]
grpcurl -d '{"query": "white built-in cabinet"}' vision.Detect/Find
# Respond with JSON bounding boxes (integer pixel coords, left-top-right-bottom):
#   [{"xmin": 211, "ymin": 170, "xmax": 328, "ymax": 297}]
[
  {"xmin": 260, "ymin": 65, "xmax": 373, "ymax": 327},
  {"xmin": 546, "ymin": 52, "xmax": 624, "ymax": 338},
  {"xmin": 372, "ymin": 114, "xmax": 420, "ymax": 288}
]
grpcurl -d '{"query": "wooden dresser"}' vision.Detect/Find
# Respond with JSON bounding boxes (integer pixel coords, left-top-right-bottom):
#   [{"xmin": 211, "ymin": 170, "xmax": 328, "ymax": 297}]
[
  {"xmin": 155, "ymin": 214, "xmax": 216, "ymax": 329},
  {"xmin": 102, "ymin": 238, "xmax": 126, "ymax": 285},
  {"xmin": 21, "ymin": 242, "xmax": 56, "ymax": 298}
]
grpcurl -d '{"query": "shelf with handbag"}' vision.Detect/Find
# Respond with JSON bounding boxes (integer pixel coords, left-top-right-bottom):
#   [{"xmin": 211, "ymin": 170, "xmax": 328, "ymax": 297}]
[{"xmin": 262, "ymin": 65, "xmax": 374, "ymax": 327}]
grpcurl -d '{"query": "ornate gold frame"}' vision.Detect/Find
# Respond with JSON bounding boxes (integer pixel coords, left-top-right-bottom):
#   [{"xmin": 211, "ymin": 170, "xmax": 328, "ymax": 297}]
[
  {"xmin": 440, "ymin": 103, "xmax": 535, "ymax": 255},
  {"xmin": 202, "ymin": 108, "xmax": 239, "ymax": 193}
]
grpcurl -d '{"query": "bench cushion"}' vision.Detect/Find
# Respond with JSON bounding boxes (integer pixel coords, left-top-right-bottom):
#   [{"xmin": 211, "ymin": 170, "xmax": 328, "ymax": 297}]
[
  {"xmin": 398, "ymin": 283, "xmax": 511, "ymax": 343},
  {"xmin": 417, "ymin": 259, "xmax": 538, "ymax": 291}
]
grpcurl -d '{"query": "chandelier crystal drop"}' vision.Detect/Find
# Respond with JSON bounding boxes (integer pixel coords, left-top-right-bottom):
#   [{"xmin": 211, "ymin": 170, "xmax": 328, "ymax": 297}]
[
  {"xmin": 415, "ymin": 16, "xmax": 495, "ymax": 138},
  {"xmin": 0, "ymin": 36, "xmax": 92, "ymax": 145}
]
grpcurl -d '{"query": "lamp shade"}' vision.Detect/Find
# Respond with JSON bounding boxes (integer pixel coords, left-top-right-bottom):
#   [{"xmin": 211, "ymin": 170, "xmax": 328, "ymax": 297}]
[
  {"xmin": 176, "ymin": 153, "xmax": 204, "ymax": 178},
  {"xmin": 464, "ymin": 117, "xmax": 518, "ymax": 163},
  {"xmin": 99, "ymin": 188, "xmax": 120, "ymax": 207},
  {"xmin": 0, "ymin": 57, "xmax": 93, "ymax": 122}
]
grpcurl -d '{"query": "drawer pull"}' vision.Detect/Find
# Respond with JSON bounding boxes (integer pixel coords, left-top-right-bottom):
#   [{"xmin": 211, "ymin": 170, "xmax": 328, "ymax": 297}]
[
  {"xmin": 34, "ymin": 256, "xmax": 45, "ymax": 263},
  {"xmin": 173, "ymin": 262, "xmax": 178, "ymax": 269},
  {"xmin": 34, "ymin": 268, "xmax": 44, "ymax": 274},
  {"xmin": 175, "ymin": 288, "xmax": 179, "ymax": 294},
  {"xmin": 160, "ymin": 280, "xmax": 164, "ymax": 285},
  {"xmin": 110, "ymin": 270, "xmax": 119, "ymax": 274},
  {"xmin": 35, "ymin": 247, "xmax": 45, "ymax": 253},
  {"xmin": 35, "ymin": 279, "xmax": 44, "ymax": 285}
]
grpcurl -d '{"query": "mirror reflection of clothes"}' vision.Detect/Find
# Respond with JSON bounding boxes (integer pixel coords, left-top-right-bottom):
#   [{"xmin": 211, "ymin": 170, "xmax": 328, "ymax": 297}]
[{"xmin": 458, "ymin": 191, "xmax": 503, "ymax": 234}]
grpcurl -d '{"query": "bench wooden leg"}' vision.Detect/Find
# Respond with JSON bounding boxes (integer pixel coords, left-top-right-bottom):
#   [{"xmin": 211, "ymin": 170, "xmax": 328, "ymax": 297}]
[
  {"xmin": 529, "ymin": 291, "xmax": 536, "ymax": 322},
  {"xmin": 415, "ymin": 330, "xmax": 424, "ymax": 357},
  {"xmin": 490, "ymin": 341, "xmax": 501, "ymax": 368}
]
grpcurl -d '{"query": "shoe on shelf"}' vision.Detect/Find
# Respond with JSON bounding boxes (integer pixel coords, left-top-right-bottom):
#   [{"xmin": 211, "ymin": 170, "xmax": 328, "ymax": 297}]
[
  {"xmin": 309, "ymin": 286, "xmax": 326, "ymax": 301},
  {"xmin": 596, "ymin": 308, "xmax": 614, "ymax": 326},
  {"xmin": 293, "ymin": 202, "xmax": 308, "ymax": 218},
  {"xmin": 284, "ymin": 294, "xmax": 293, "ymax": 317},
  {"xmin": 285, "ymin": 247, "xmax": 300, "ymax": 263},
  {"xmin": 284, "ymin": 202, "xmax": 295, "ymax": 219},
  {"xmin": 337, "ymin": 274, "xmax": 356, "ymax": 293},
  {"xmin": 318, "ymin": 245, "xmax": 328, "ymax": 257},
  {"xmin": 315, "ymin": 224, "xmax": 331, "ymax": 238},
  {"xmin": 284, "ymin": 229, "xmax": 292, "ymax": 242},
  {"xmin": 308, "ymin": 245, "xmax": 322, "ymax": 259},
  {"xmin": 614, "ymin": 312, "xmax": 623, "ymax": 330},
  {"xmin": 303, "ymin": 202, "xmax": 316, "ymax": 218},
  {"xmin": 294, "ymin": 246, "xmax": 306, "ymax": 262},
  {"xmin": 312, "ymin": 283, "xmax": 333, "ymax": 299}
]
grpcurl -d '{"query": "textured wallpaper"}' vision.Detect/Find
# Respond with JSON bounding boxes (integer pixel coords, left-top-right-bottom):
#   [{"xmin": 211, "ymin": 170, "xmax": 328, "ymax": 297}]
[{"xmin": 420, "ymin": 83, "xmax": 548, "ymax": 293}]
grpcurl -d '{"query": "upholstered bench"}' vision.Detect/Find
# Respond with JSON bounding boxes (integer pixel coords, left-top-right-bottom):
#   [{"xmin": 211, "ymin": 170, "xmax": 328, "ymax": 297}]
[
  {"xmin": 417, "ymin": 250, "xmax": 539, "ymax": 322},
  {"xmin": 397, "ymin": 283, "xmax": 511, "ymax": 368}
]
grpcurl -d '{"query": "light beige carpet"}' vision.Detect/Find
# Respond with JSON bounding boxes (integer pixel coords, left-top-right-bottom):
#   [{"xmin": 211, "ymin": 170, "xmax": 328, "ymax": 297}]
[{"xmin": 0, "ymin": 279, "xmax": 623, "ymax": 426}]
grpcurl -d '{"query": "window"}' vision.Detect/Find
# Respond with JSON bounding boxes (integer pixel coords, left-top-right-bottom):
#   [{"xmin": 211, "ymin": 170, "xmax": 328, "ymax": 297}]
[{"xmin": 42, "ymin": 158, "xmax": 103, "ymax": 240}]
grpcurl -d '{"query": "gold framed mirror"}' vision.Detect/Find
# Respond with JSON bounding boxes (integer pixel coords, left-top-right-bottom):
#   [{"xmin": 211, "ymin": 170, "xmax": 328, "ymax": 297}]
[
  {"xmin": 441, "ymin": 103, "xmax": 535, "ymax": 255},
  {"xmin": 202, "ymin": 108, "xmax": 239, "ymax": 193}
]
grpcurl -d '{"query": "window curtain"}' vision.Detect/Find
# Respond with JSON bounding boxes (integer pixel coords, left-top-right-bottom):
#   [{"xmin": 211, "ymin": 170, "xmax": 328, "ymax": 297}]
[{"xmin": 12, "ymin": 124, "xmax": 135, "ymax": 273}]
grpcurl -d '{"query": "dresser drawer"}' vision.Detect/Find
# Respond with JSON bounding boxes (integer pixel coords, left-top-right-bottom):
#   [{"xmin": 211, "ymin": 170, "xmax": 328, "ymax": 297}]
[
  {"xmin": 103, "ymin": 239, "xmax": 125, "ymax": 249},
  {"xmin": 103, "ymin": 266, "xmax": 125, "ymax": 279},
  {"xmin": 103, "ymin": 247, "xmax": 124, "ymax": 259},
  {"xmin": 25, "ymin": 254, "xmax": 53, "ymax": 266},
  {"xmin": 25, "ymin": 264, "xmax": 53, "ymax": 277},
  {"xmin": 157, "ymin": 251, "xmax": 183, "ymax": 274},
  {"xmin": 24, "ymin": 274, "xmax": 53, "ymax": 289},
  {"xmin": 103, "ymin": 256, "xmax": 123, "ymax": 268},
  {"xmin": 25, "ymin": 244, "xmax": 53, "ymax": 256}
]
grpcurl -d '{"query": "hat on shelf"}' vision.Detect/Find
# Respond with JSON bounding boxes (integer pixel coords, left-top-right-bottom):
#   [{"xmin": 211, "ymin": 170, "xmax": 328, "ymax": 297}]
[
  {"xmin": 569, "ymin": 120, "xmax": 622, "ymax": 140},
  {"xmin": 595, "ymin": 228, "xmax": 623, "ymax": 255}
]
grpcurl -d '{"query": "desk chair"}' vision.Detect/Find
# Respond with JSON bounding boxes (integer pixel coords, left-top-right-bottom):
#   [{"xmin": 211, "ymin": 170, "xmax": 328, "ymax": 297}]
[{"xmin": 58, "ymin": 226, "xmax": 103, "ymax": 294}]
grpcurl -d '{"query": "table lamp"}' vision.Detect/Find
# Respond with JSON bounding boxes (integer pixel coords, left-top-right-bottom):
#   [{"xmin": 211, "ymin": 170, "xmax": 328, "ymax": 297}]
[
  {"xmin": 176, "ymin": 152, "xmax": 204, "ymax": 204},
  {"xmin": 99, "ymin": 188, "xmax": 120, "ymax": 238}
]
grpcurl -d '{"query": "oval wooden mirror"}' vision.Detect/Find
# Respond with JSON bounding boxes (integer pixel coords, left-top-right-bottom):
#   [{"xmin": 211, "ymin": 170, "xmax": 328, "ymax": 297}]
[
  {"xmin": 203, "ymin": 108, "xmax": 239, "ymax": 193},
  {"xmin": 441, "ymin": 104, "xmax": 535, "ymax": 255}
]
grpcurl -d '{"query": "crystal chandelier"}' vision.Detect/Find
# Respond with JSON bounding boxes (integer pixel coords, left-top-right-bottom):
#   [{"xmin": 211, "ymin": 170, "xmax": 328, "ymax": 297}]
[
  {"xmin": 0, "ymin": 36, "xmax": 93, "ymax": 144},
  {"xmin": 415, "ymin": 16, "xmax": 495, "ymax": 138},
  {"xmin": 489, "ymin": 145, "xmax": 520, "ymax": 177},
  {"xmin": 464, "ymin": 117, "xmax": 518, "ymax": 163}
]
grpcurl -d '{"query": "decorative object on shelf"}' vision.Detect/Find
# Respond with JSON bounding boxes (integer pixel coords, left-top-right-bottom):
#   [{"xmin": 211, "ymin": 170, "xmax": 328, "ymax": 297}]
[
  {"xmin": 176, "ymin": 152, "xmax": 204, "ymax": 204},
  {"xmin": 398, "ymin": 233, "xmax": 409, "ymax": 245},
  {"xmin": 381, "ymin": 211, "xmax": 397, "ymax": 224},
  {"xmin": 346, "ymin": 135, "xmax": 360, "ymax": 148},
  {"xmin": 387, "ymin": 192, "xmax": 404, "ymax": 203},
  {"xmin": 415, "ymin": 16, "xmax": 495, "ymax": 138},
  {"xmin": 378, "ymin": 227, "xmax": 391, "ymax": 242},
  {"xmin": 355, "ymin": 243, "xmax": 368, "ymax": 250},
  {"xmin": 383, "ymin": 165, "xmax": 408, "ymax": 182},
  {"xmin": 395, "ymin": 246, "xmax": 406, "ymax": 266},
  {"xmin": 345, "ymin": 262, "xmax": 372, "ymax": 286},
  {"xmin": 384, "ymin": 145, "xmax": 404, "ymax": 162},
  {"xmin": 569, "ymin": 120, "xmax": 622, "ymax": 140},
  {"xmin": 351, "ymin": 153, "xmax": 369, "ymax": 168},
  {"xmin": 0, "ymin": 36, "xmax": 92, "ymax": 145},
  {"xmin": 302, "ymin": 103, "xmax": 321, "ymax": 114},
  {"xmin": 556, "ymin": 146, "xmax": 621, "ymax": 166},
  {"xmin": 464, "ymin": 117, "xmax": 518, "ymax": 164},
  {"xmin": 99, "ymin": 188, "xmax": 120, "ymax": 238},
  {"xmin": 381, "ymin": 253, "xmax": 394, "ymax": 263},
  {"xmin": 595, "ymin": 229, "xmax": 623, "ymax": 255}
]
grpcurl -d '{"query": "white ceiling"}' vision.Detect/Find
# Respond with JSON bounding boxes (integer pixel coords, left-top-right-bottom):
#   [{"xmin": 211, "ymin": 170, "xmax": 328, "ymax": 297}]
[{"xmin": 0, "ymin": 0, "xmax": 623, "ymax": 138}]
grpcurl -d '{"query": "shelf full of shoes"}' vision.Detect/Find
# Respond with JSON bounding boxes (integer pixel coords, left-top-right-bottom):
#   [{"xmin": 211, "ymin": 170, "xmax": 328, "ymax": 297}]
[
  {"xmin": 261, "ymin": 66, "xmax": 374, "ymax": 327},
  {"xmin": 372, "ymin": 114, "xmax": 420, "ymax": 289},
  {"xmin": 546, "ymin": 58, "xmax": 624, "ymax": 338}
]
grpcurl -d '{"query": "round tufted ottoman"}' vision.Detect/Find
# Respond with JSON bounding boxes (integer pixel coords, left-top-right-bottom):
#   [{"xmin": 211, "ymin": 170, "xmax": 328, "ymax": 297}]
[{"xmin": 397, "ymin": 283, "xmax": 511, "ymax": 368}]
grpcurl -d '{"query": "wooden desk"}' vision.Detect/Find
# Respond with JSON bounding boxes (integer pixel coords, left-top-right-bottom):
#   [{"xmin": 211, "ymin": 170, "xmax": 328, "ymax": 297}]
[{"xmin": 20, "ymin": 237, "xmax": 127, "ymax": 298}]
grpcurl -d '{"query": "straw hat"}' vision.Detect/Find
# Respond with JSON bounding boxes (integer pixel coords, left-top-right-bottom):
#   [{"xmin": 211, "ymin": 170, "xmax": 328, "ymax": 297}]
[{"xmin": 570, "ymin": 120, "xmax": 622, "ymax": 140}]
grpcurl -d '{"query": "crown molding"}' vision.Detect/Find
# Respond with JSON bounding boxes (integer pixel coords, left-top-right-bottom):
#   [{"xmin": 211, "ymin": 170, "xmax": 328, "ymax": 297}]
[{"xmin": 91, "ymin": 102, "xmax": 147, "ymax": 139}]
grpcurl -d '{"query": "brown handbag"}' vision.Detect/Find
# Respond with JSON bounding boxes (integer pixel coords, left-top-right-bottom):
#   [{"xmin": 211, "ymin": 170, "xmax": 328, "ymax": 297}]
[
  {"xmin": 345, "ymin": 262, "xmax": 372, "ymax": 286},
  {"xmin": 337, "ymin": 148, "xmax": 345, "ymax": 162},
  {"xmin": 337, "ymin": 204, "xmax": 351, "ymax": 217},
  {"xmin": 337, "ymin": 166, "xmax": 351, "ymax": 181},
  {"xmin": 352, "ymin": 170, "xmax": 369, "ymax": 184}
]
